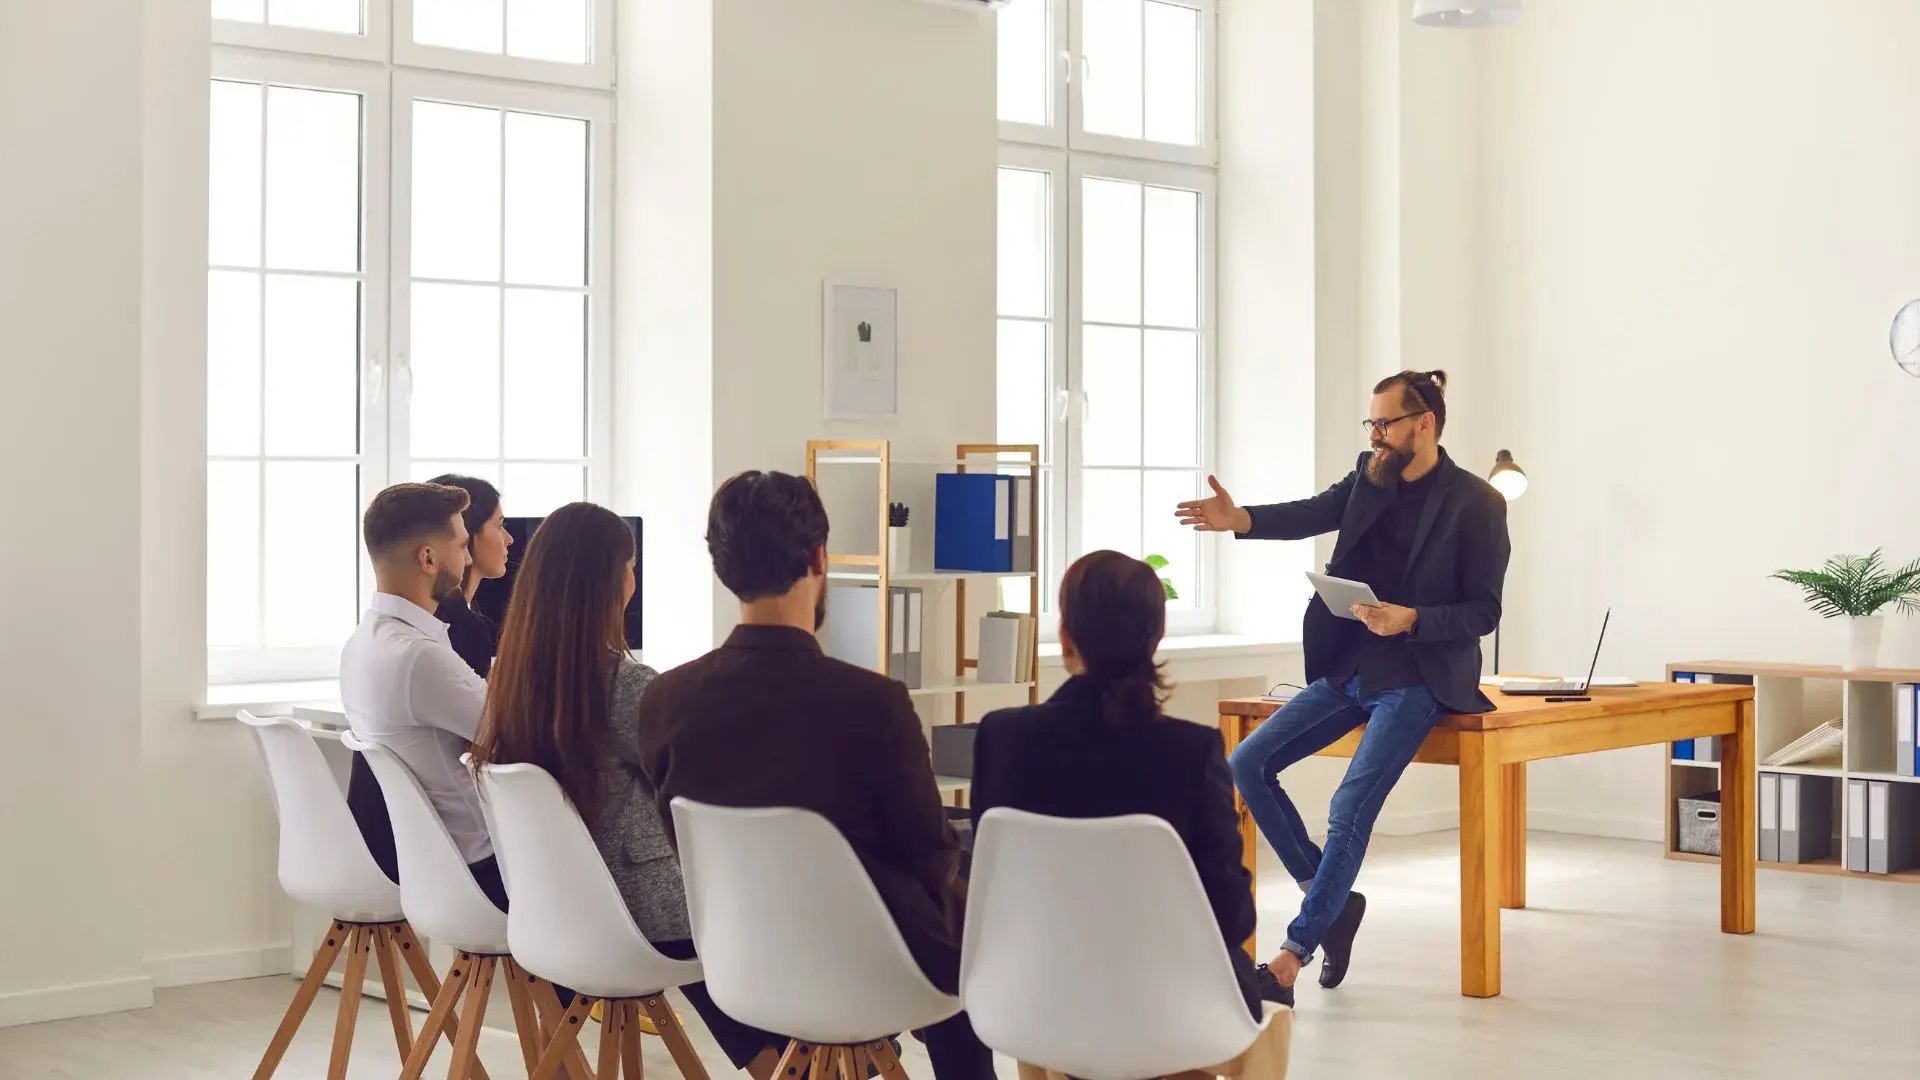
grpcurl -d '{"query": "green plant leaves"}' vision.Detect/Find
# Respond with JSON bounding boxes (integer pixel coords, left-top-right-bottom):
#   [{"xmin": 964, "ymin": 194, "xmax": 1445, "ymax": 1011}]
[{"xmin": 1770, "ymin": 548, "xmax": 1920, "ymax": 618}]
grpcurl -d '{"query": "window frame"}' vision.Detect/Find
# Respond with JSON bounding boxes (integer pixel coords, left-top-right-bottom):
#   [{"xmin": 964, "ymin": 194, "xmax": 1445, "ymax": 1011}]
[
  {"xmin": 206, "ymin": 51, "xmax": 393, "ymax": 684},
  {"xmin": 206, "ymin": 5, "xmax": 615, "ymax": 684},
  {"xmin": 392, "ymin": 0, "xmax": 617, "ymax": 90},
  {"xmin": 1064, "ymin": 151, "xmax": 1218, "ymax": 637},
  {"xmin": 388, "ymin": 69, "xmax": 616, "ymax": 506},
  {"xmin": 212, "ymin": 0, "xmax": 392, "ymax": 63},
  {"xmin": 998, "ymin": 0, "xmax": 1220, "ymax": 639}
]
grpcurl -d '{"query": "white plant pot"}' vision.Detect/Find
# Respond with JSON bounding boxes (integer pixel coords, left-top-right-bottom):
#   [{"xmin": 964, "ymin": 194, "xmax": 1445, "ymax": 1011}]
[
  {"xmin": 889, "ymin": 526, "xmax": 912, "ymax": 575},
  {"xmin": 1847, "ymin": 614, "xmax": 1885, "ymax": 670}
]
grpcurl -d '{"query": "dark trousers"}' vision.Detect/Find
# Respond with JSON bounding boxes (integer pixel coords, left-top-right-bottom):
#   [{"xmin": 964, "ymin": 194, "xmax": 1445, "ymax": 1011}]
[{"xmin": 918, "ymin": 1011, "xmax": 996, "ymax": 1080}]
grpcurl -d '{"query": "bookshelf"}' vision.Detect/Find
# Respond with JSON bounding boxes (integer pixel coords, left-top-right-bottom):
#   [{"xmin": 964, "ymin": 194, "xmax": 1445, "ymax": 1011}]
[
  {"xmin": 806, "ymin": 440, "xmax": 1046, "ymax": 798},
  {"xmin": 1665, "ymin": 660, "xmax": 1920, "ymax": 884}
]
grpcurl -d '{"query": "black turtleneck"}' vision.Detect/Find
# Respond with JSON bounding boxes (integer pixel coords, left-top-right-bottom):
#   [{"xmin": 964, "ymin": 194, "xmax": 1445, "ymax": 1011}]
[{"xmin": 1328, "ymin": 462, "xmax": 1438, "ymax": 694}]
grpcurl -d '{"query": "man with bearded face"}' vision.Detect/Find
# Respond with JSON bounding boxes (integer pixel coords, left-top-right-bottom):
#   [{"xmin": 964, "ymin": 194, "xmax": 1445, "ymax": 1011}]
[
  {"xmin": 1175, "ymin": 369, "xmax": 1511, "ymax": 1005},
  {"xmin": 340, "ymin": 482, "xmax": 508, "ymax": 899},
  {"xmin": 636, "ymin": 470, "xmax": 994, "ymax": 1080}
]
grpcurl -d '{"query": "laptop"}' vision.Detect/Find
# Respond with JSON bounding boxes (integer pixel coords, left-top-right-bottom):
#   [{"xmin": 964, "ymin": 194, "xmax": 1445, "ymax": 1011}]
[{"xmin": 1501, "ymin": 609, "xmax": 1611, "ymax": 696}]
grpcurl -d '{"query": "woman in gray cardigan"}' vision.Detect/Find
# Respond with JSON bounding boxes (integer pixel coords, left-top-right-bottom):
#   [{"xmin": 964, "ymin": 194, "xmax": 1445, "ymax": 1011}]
[{"xmin": 469, "ymin": 503, "xmax": 780, "ymax": 1075}]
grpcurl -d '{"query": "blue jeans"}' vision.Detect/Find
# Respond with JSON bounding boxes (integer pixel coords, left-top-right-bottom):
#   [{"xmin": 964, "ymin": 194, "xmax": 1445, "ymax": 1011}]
[{"xmin": 1228, "ymin": 676, "xmax": 1443, "ymax": 961}]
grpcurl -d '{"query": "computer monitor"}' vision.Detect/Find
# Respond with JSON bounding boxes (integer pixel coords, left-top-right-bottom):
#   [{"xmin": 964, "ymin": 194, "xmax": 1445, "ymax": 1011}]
[{"xmin": 471, "ymin": 515, "xmax": 643, "ymax": 651}]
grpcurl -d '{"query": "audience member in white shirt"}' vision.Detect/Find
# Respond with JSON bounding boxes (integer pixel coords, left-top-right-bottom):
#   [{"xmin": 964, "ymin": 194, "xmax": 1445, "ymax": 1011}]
[{"xmin": 340, "ymin": 482, "xmax": 508, "ymax": 907}]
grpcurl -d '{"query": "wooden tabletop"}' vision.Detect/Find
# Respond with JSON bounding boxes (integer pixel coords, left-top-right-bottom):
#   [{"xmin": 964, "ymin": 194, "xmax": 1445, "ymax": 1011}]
[
  {"xmin": 1669, "ymin": 659, "xmax": 1920, "ymax": 683},
  {"xmin": 1220, "ymin": 680, "xmax": 1754, "ymax": 731}
]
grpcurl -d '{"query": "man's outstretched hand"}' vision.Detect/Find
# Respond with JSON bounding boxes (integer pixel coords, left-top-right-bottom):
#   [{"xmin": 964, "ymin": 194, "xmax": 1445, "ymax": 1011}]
[{"xmin": 1176, "ymin": 475, "xmax": 1253, "ymax": 534}]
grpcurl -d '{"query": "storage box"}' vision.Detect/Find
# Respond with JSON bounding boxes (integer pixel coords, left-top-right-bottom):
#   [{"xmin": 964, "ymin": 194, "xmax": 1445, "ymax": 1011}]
[{"xmin": 1678, "ymin": 791, "xmax": 1722, "ymax": 856}]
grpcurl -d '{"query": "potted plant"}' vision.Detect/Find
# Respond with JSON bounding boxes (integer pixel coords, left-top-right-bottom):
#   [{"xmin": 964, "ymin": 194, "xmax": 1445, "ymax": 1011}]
[
  {"xmin": 888, "ymin": 502, "xmax": 912, "ymax": 575},
  {"xmin": 1771, "ymin": 549, "xmax": 1920, "ymax": 669},
  {"xmin": 1145, "ymin": 554, "xmax": 1179, "ymax": 601}
]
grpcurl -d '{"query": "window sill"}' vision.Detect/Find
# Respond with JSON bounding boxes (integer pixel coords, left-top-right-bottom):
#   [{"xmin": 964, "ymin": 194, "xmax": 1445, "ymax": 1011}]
[
  {"xmin": 193, "ymin": 639, "xmax": 1300, "ymax": 720},
  {"xmin": 195, "ymin": 680, "xmax": 342, "ymax": 721},
  {"xmin": 1039, "ymin": 633, "xmax": 1300, "ymax": 682}
]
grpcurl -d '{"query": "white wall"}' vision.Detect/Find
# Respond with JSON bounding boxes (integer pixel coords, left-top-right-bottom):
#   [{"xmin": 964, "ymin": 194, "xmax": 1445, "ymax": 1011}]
[
  {"xmin": 1475, "ymin": 0, "xmax": 1920, "ymax": 838},
  {"xmin": 0, "ymin": 0, "xmax": 152, "ymax": 1025},
  {"xmin": 139, "ymin": 1, "xmax": 288, "ymax": 987}
]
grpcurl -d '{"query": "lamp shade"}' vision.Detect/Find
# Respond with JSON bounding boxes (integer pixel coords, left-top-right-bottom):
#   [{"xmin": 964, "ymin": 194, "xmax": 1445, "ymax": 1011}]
[
  {"xmin": 1413, "ymin": 0, "xmax": 1522, "ymax": 28},
  {"xmin": 1488, "ymin": 449, "xmax": 1528, "ymax": 501}
]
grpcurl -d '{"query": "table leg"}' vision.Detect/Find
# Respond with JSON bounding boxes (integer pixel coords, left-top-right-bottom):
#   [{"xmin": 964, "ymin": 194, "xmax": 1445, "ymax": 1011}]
[
  {"xmin": 1720, "ymin": 699, "xmax": 1757, "ymax": 934},
  {"xmin": 1501, "ymin": 762, "xmax": 1527, "ymax": 910},
  {"xmin": 1459, "ymin": 734, "xmax": 1503, "ymax": 998},
  {"xmin": 1219, "ymin": 711, "xmax": 1260, "ymax": 960}
]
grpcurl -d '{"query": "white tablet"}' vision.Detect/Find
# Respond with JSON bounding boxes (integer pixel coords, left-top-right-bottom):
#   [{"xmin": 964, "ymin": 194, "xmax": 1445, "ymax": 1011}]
[{"xmin": 1305, "ymin": 572, "xmax": 1382, "ymax": 620}]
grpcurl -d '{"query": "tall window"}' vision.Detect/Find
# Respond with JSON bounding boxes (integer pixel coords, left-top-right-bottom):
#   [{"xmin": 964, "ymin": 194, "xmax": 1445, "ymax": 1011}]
[
  {"xmin": 996, "ymin": 0, "xmax": 1216, "ymax": 633},
  {"xmin": 208, "ymin": 0, "xmax": 612, "ymax": 682}
]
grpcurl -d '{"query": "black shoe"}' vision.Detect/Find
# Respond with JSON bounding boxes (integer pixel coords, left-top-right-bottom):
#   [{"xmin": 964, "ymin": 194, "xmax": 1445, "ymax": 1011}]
[
  {"xmin": 1254, "ymin": 964, "xmax": 1295, "ymax": 1008},
  {"xmin": 1318, "ymin": 891, "xmax": 1368, "ymax": 989}
]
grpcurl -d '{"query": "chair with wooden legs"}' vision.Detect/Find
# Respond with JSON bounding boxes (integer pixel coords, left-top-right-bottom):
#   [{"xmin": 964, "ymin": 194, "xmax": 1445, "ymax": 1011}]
[
  {"xmin": 960, "ymin": 809, "xmax": 1290, "ymax": 1080},
  {"xmin": 474, "ymin": 760, "xmax": 715, "ymax": 1080},
  {"xmin": 241, "ymin": 711, "xmax": 472, "ymax": 1079},
  {"xmin": 346, "ymin": 733, "xmax": 593, "ymax": 1080},
  {"xmin": 669, "ymin": 799, "xmax": 963, "ymax": 1080}
]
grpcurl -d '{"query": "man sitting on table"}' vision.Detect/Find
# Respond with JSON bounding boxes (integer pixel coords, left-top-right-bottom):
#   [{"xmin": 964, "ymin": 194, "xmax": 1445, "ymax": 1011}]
[{"xmin": 1176, "ymin": 369, "xmax": 1510, "ymax": 1003}]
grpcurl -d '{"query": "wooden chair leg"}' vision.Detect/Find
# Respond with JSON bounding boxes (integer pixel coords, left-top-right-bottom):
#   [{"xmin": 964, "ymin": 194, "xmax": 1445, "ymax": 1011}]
[
  {"xmin": 250, "ymin": 920, "xmax": 352, "ymax": 1080},
  {"xmin": 373, "ymin": 926, "xmax": 416, "ymax": 1061},
  {"xmin": 620, "ymin": 1002, "xmax": 645, "ymax": 1080},
  {"xmin": 637, "ymin": 994, "xmax": 708, "ymax": 1080},
  {"xmin": 847, "ymin": 1047, "xmax": 869, "ymax": 1080},
  {"xmin": 597, "ymin": 997, "xmax": 625, "ymax": 1080},
  {"xmin": 532, "ymin": 977, "xmax": 598, "ymax": 1080},
  {"xmin": 806, "ymin": 1042, "xmax": 831, "ymax": 1080},
  {"xmin": 399, "ymin": 953, "xmax": 472, "ymax": 1080},
  {"xmin": 769, "ymin": 1041, "xmax": 809, "ymax": 1080},
  {"xmin": 327, "ymin": 924, "xmax": 373, "ymax": 1080},
  {"xmin": 502, "ymin": 960, "xmax": 545, "ymax": 1074},
  {"xmin": 531, "ymin": 997, "xmax": 596, "ymax": 1080},
  {"xmin": 447, "ymin": 955, "xmax": 497, "ymax": 1080},
  {"xmin": 867, "ymin": 1038, "xmax": 910, "ymax": 1080},
  {"xmin": 392, "ymin": 925, "xmax": 492, "ymax": 1079}
]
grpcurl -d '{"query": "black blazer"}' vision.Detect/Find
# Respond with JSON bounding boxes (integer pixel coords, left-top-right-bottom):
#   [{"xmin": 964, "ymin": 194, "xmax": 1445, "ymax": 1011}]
[
  {"xmin": 1241, "ymin": 447, "xmax": 1510, "ymax": 714},
  {"xmin": 970, "ymin": 678, "xmax": 1262, "ymax": 1020},
  {"xmin": 637, "ymin": 624, "xmax": 965, "ymax": 993}
]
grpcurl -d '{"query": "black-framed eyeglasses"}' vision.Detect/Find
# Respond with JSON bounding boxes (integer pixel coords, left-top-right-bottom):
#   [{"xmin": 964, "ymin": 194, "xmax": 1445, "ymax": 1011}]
[{"xmin": 1361, "ymin": 411, "xmax": 1427, "ymax": 437}]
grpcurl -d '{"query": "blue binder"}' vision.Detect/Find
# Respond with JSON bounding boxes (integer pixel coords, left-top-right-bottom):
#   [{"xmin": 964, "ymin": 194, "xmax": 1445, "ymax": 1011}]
[{"xmin": 934, "ymin": 473, "xmax": 1014, "ymax": 572}]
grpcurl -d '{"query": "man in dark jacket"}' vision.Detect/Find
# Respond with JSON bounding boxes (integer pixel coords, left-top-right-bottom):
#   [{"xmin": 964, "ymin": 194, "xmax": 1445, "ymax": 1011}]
[
  {"xmin": 637, "ymin": 470, "xmax": 992, "ymax": 1080},
  {"xmin": 1176, "ymin": 369, "xmax": 1510, "ymax": 1001}
]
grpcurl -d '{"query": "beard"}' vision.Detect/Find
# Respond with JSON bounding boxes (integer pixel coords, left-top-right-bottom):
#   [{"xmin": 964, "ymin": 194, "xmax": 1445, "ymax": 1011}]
[
  {"xmin": 429, "ymin": 561, "xmax": 465, "ymax": 601},
  {"xmin": 814, "ymin": 585, "xmax": 828, "ymax": 631},
  {"xmin": 1366, "ymin": 441, "xmax": 1413, "ymax": 486}
]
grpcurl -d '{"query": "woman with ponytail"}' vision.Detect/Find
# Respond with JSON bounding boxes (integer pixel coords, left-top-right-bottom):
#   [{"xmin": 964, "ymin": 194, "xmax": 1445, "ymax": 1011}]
[{"xmin": 970, "ymin": 552, "xmax": 1296, "ymax": 1063}]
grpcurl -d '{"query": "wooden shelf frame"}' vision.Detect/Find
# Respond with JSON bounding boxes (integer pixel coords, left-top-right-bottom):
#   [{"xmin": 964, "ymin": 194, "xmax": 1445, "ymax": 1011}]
[{"xmin": 1664, "ymin": 660, "xmax": 1920, "ymax": 884}]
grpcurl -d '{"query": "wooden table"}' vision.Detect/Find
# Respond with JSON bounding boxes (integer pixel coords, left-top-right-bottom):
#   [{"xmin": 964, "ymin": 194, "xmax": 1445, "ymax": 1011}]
[{"xmin": 1218, "ymin": 682, "xmax": 1756, "ymax": 998}]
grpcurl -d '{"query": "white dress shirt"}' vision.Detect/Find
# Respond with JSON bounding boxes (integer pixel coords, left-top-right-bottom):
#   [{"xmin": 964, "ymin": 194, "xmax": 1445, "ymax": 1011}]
[{"xmin": 341, "ymin": 593, "xmax": 493, "ymax": 863}]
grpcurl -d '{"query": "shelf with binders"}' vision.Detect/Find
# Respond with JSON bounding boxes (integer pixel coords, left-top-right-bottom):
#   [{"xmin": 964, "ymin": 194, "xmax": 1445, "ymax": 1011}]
[
  {"xmin": 806, "ymin": 439, "xmax": 1044, "ymax": 807},
  {"xmin": 1663, "ymin": 660, "xmax": 1920, "ymax": 883}
]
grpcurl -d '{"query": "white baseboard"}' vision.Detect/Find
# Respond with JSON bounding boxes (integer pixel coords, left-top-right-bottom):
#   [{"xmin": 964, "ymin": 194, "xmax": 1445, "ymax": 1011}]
[
  {"xmin": 0, "ymin": 975, "xmax": 153, "ymax": 1029},
  {"xmin": 147, "ymin": 943, "xmax": 293, "ymax": 989},
  {"xmin": 1526, "ymin": 808, "xmax": 1663, "ymax": 843}
]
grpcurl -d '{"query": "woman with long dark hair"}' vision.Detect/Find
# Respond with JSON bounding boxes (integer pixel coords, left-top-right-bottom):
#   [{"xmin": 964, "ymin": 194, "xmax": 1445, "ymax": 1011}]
[
  {"xmin": 468, "ymin": 502, "xmax": 782, "ymax": 1077},
  {"xmin": 969, "ymin": 550, "xmax": 1292, "ymax": 1077}
]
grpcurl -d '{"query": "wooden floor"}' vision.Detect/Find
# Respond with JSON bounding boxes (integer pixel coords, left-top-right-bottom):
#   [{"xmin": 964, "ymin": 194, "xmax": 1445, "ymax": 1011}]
[{"xmin": 3, "ymin": 832, "xmax": 1918, "ymax": 1078}]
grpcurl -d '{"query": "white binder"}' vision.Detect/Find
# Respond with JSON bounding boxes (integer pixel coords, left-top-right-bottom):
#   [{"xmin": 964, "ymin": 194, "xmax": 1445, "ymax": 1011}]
[
  {"xmin": 1758, "ymin": 773, "xmax": 1780, "ymax": 863},
  {"xmin": 1845, "ymin": 779, "xmax": 1869, "ymax": 872}
]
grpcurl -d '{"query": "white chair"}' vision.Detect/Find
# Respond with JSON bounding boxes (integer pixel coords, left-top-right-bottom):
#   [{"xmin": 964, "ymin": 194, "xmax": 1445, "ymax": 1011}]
[
  {"xmin": 473, "ymin": 760, "xmax": 713, "ymax": 1080},
  {"xmin": 959, "ymin": 808, "xmax": 1288, "ymax": 1080},
  {"xmin": 240, "ymin": 710, "xmax": 431, "ymax": 1080},
  {"xmin": 671, "ymin": 798, "xmax": 962, "ymax": 1080},
  {"xmin": 345, "ymin": 732, "xmax": 589, "ymax": 1080}
]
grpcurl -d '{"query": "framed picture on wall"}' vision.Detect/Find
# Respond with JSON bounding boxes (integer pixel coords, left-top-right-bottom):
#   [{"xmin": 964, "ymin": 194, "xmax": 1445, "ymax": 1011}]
[{"xmin": 822, "ymin": 281, "xmax": 899, "ymax": 419}]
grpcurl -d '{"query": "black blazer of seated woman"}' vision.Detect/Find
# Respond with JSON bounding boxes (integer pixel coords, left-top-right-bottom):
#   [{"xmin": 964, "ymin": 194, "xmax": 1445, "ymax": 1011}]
[{"xmin": 967, "ymin": 552, "xmax": 1262, "ymax": 1020}]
